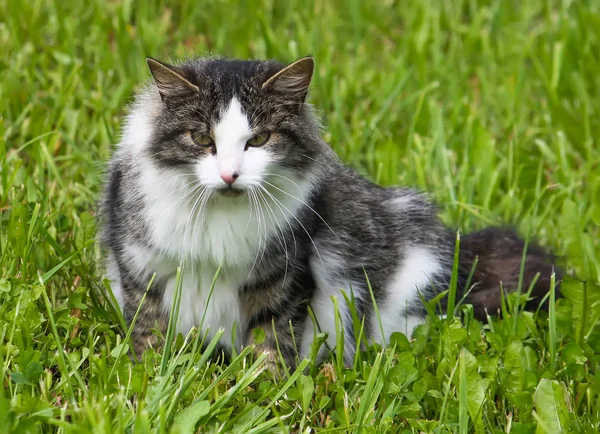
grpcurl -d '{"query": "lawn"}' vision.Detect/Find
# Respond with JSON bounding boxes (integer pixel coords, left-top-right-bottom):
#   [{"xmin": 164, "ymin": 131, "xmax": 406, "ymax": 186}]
[{"xmin": 1, "ymin": 0, "xmax": 600, "ymax": 432}]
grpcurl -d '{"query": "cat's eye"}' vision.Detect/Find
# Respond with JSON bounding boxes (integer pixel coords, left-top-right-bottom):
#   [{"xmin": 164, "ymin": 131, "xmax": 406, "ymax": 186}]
[
  {"xmin": 190, "ymin": 131, "xmax": 214, "ymax": 147},
  {"xmin": 246, "ymin": 133, "xmax": 270, "ymax": 148}
]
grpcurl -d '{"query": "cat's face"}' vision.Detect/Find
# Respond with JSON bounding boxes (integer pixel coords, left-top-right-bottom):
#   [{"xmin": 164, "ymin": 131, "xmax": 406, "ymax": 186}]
[{"xmin": 144, "ymin": 57, "xmax": 319, "ymax": 198}]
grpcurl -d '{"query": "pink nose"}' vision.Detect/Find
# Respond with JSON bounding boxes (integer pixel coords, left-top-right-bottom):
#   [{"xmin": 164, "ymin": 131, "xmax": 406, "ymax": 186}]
[{"xmin": 220, "ymin": 171, "xmax": 239, "ymax": 185}]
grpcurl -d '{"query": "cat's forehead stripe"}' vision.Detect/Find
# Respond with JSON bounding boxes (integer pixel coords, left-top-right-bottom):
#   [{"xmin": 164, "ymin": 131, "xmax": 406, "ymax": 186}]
[{"xmin": 214, "ymin": 97, "xmax": 252, "ymax": 148}]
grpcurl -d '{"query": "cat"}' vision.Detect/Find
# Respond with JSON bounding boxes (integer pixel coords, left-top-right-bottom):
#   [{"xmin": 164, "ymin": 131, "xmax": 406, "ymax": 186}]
[{"xmin": 99, "ymin": 56, "xmax": 559, "ymax": 368}]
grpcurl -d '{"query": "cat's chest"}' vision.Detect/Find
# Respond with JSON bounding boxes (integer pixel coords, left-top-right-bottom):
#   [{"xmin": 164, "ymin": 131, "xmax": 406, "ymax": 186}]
[
  {"xmin": 163, "ymin": 263, "xmax": 249, "ymax": 350},
  {"xmin": 144, "ymin": 189, "xmax": 273, "ymax": 268},
  {"xmin": 121, "ymin": 242, "xmax": 251, "ymax": 348}
]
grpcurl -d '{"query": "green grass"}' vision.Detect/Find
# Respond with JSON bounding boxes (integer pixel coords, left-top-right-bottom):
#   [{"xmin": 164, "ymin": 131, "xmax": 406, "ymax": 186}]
[{"xmin": 1, "ymin": 0, "xmax": 600, "ymax": 432}]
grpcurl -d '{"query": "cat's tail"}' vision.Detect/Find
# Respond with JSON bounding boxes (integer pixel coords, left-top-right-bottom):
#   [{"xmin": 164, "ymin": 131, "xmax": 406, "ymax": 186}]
[{"xmin": 458, "ymin": 227, "xmax": 561, "ymax": 320}]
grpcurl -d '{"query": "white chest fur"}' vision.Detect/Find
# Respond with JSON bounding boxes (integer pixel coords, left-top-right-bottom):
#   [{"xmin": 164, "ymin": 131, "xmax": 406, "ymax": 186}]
[
  {"xmin": 163, "ymin": 264, "xmax": 247, "ymax": 350},
  {"xmin": 138, "ymin": 167, "xmax": 260, "ymax": 346},
  {"xmin": 130, "ymin": 159, "xmax": 316, "ymax": 345},
  {"xmin": 119, "ymin": 242, "xmax": 248, "ymax": 349}
]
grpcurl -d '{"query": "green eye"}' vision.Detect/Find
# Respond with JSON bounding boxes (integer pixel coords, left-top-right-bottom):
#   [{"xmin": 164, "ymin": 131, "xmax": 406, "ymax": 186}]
[
  {"xmin": 191, "ymin": 131, "xmax": 214, "ymax": 147},
  {"xmin": 246, "ymin": 132, "xmax": 270, "ymax": 148}
]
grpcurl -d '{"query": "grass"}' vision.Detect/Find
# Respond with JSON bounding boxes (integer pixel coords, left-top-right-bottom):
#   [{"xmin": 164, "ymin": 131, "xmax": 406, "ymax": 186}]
[{"xmin": 1, "ymin": 0, "xmax": 600, "ymax": 432}]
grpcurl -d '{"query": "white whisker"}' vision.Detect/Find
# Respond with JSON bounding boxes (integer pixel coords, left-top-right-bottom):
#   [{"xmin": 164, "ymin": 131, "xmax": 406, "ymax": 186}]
[
  {"xmin": 245, "ymin": 188, "xmax": 266, "ymax": 279},
  {"xmin": 262, "ymin": 179, "xmax": 340, "ymax": 242},
  {"xmin": 182, "ymin": 186, "xmax": 210, "ymax": 261},
  {"xmin": 189, "ymin": 188, "xmax": 213, "ymax": 262},
  {"xmin": 153, "ymin": 180, "xmax": 204, "ymax": 220},
  {"xmin": 257, "ymin": 184, "xmax": 325, "ymax": 271},
  {"xmin": 256, "ymin": 187, "xmax": 290, "ymax": 288},
  {"xmin": 254, "ymin": 180, "xmax": 298, "ymax": 256}
]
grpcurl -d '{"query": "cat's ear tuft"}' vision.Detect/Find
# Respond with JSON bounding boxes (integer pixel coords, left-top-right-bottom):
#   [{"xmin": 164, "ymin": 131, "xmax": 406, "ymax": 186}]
[
  {"xmin": 146, "ymin": 58, "xmax": 199, "ymax": 101},
  {"xmin": 262, "ymin": 57, "xmax": 314, "ymax": 103}
]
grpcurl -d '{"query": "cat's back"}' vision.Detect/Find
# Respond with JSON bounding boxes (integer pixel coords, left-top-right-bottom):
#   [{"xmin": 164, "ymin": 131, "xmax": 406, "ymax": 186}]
[
  {"xmin": 310, "ymin": 162, "xmax": 451, "ymax": 284},
  {"xmin": 318, "ymin": 163, "xmax": 443, "ymax": 238}
]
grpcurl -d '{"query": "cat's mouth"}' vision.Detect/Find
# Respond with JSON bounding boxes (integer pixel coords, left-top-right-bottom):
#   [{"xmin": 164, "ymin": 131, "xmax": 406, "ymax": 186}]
[{"xmin": 217, "ymin": 187, "xmax": 245, "ymax": 198}]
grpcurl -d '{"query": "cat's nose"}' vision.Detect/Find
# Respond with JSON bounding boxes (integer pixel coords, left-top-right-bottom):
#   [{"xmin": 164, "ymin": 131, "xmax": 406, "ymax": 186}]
[{"xmin": 220, "ymin": 171, "xmax": 239, "ymax": 185}]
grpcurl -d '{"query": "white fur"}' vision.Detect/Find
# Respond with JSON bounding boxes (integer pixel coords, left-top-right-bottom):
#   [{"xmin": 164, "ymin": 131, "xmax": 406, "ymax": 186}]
[
  {"xmin": 106, "ymin": 252, "xmax": 123, "ymax": 307},
  {"xmin": 300, "ymin": 251, "xmax": 360, "ymax": 361},
  {"xmin": 145, "ymin": 170, "xmax": 312, "ymax": 343},
  {"xmin": 120, "ymin": 92, "xmax": 157, "ymax": 154},
  {"xmin": 374, "ymin": 247, "xmax": 442, "ymax": 342},
  {"xmin": 116, "ymin": 95, "xmax": 318, "ymax": 343},
  {"xmin": 162, "ymin": 265, "xmax": 245, "ymax": 349},
  {"xmin": 138, "ymin": 155, "xmax": 316, "ymax": 266},
  {"xmin": 300, "ymin": 247, "xmax": 441, "ymax": 361},
  {"xmin": 213, "ymin": 97, "xmax": 252, "ymax": 182}
]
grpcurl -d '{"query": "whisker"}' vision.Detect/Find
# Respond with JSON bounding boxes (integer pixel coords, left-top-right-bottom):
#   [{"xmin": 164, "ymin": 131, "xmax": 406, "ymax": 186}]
[
  {"xmin": 257, "ymin": 184, "xmax": 325, "ymax": 271},
  {"xmin": 256, "ymin": 188, "xmax": 290, "ymax": 287},
  {"xmin": 254, "ymin": 189, "xmax": 269, "ymax": 271},
  {"xmin": 145, "ymin": 176, "xmax": 200, "ymax": 211},
  {"xmin": 262, "ymin": 179, "xmax": 341, "ymax": 242},
  {"xmin": 189, "ymin": 188, "xmax": 213, "ymax": 261},
  {"xmin": 299, "ymin": 153, "xmax": 329, "ymax": 168},
  {"xmin": 258, "ymin": 191, "xmax": 286, "ymax": 252},
  {"xmin": 246, "ymin": 188, "xmax": 266, "ymax": 279},
  {"xmin": 264, "ymin": 172, "xmax": 303, "ymax": 191},
  {"xmin": 254, "ymin": 180, "xmax": 298, "ymax": 256},
  {"xmin": 244, "ymin": 190, "xmax": 254, "ymax": 233},
  {"xmin": 152, "ymin": 180, "xmax": 204, "ymax": 220},
  {"xmin": 182, "ymin": 186, "xmax": 210, "ymax": 260}
]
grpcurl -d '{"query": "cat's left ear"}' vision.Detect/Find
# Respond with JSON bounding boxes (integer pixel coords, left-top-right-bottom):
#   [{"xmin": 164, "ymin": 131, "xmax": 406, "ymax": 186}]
[
  {"xmin": 147, "ymin": 58, "xmax": 199, "ymax": 101},
  {"xmin": 262, "ymin": 57, "xmax": 314, "ymax": 103}
]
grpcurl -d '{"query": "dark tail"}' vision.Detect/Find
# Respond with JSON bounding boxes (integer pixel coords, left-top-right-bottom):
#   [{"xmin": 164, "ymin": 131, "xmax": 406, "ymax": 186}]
[{"xmin": 459, "ymin": 227, "xmax": 561, "ymax": 320}]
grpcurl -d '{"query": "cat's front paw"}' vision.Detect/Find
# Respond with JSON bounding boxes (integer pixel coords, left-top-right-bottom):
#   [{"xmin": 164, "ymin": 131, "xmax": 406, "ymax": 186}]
[
  {"xmin": 261, "ymin": 348, "xmax": 279, "ymax": 373},
  {"xmin": 253, "ymin": 345, "xmax": 293, "ymax": 377},
  {"xmin": 131, "ymin": 332, "xmax": 161, "ymax": 362}
]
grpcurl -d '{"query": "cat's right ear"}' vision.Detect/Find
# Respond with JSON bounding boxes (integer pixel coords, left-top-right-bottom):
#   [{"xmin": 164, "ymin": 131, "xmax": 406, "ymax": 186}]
[{"xmin": 146, "ymin": 58, "xmax": 199, "ymax": 101}]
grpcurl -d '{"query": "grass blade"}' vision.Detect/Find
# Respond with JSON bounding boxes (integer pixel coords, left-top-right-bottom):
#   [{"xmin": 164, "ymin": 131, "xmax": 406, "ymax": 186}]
[{"xmin": 447, "ymin": 231, "xmax": 461, "ymax": 319}]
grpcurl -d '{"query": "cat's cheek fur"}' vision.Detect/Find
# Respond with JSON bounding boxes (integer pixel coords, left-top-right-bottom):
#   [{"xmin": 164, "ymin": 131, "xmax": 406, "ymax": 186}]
[
  {"xmin": 196, "ymin": 155, "xmax": 221, "ymax": 188},
  {"xmin": 121, "ymin": 91, "xmax": 158, "ymax": 154},
  {"xmin": 237, "ymin": 148, "xmax": 273, "ymax": 186}
]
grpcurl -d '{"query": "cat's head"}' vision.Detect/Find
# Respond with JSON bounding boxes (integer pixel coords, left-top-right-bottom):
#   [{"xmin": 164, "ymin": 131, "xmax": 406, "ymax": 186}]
[{"xmin": 130, "ymin": 56, "xmax": 324, "ymax": 198}]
